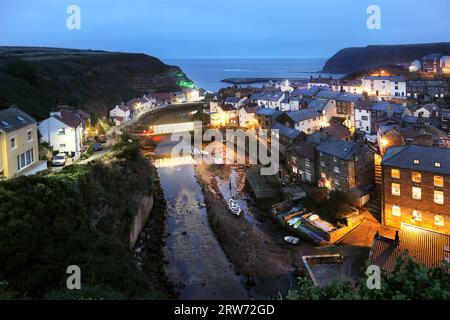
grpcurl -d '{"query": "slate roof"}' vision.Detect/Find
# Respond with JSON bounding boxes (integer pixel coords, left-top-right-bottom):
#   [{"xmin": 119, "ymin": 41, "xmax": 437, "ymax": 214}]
[
  {"xmin": 365, "ymin": 76, "xmax": 406, "ymax": 82},
  {"xmin": 371, "ymin": 101, "xmax": 404, "ymax": 114},
  {"xmin": 316, "ymin": 138, "xmax": 357, "ymax": 160},
  {"xmin": 257, "ymin": 91, "xmax": 284, "ymax": 102},
  {"xmin": 315, "ymin": 91, "xmax": 341, "ymax": 100},
  {"xmin": 0, "ymin": 106, "xmax": 36, "ymax": 133},
  {"xmin": 284, "ymin": 109, "xmax": 319, "ymax": 123},
  {"xmin": 307, "ymin": 99, "xmax": 329, "ymax": 112},
  {"xmin": 221, "ymin": 104, "xmax": 237, "ymax": 112},
  {"xmin": 55, "ymin": 110, "xmax": 82, "ymax": 128},
  {"xmin": 286, "ymin": 140, "xmax": 316, "ymax": 160},
  {"xmin": 224, "ymin": 96, "xmax": 241, "ymax": 104},
  {"xmin": 403, "ymin": 115, "xmax": 419, "ymax": 124},
  {"xmin": 256, "ymin": 108, "xmax": 282, "ymax": 118},
  {"xmin": 272, "ymin": 122, "xmax": 302, "ymax": 140},
  {"xmin": 251, "ymin": 93, "xmax": 265, "ymax": 101},
  {"xmin": 370, "ymin": 224, "xmax": 450, "ymax": 272},
  {"xmin": 382, "ymin": 144, "xmax": 450, "ymax": 175},
  {"xmin": 336, "ymin": 92, "xmax": 362, "ymax": 102},
  {"xmin": 291, "ymin": 87, "xmax": 320, "ymax": 97}
]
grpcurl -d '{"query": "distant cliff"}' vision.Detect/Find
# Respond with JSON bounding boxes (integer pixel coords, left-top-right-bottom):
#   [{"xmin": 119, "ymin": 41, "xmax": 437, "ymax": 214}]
[
  {"xmin": 322, "ymin": 42, "xmax": 450, "ymax": 74},
  {"xmin": 0, "ymin": 47, "xmax": 192, "ymax": 120}
]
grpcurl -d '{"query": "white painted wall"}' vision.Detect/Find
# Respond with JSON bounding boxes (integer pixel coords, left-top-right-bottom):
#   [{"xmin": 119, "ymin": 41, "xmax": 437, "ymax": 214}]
[
  {"xmin": 355, "ymin": 108, "xmax": 371, "ymax": 133},
  {"xmin": 38, "ymin": 117, "xmax": 82, "ymax": 154}
]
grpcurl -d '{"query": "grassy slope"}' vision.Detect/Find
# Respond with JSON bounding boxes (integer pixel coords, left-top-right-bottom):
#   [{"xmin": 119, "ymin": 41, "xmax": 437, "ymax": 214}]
[{"xmin": 0, "ymin": 47, "xmax": 189, "ymax": 121}]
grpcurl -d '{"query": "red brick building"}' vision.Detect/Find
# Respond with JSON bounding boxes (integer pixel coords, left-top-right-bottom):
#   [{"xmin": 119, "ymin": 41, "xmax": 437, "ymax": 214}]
[{"xmin": 381, "ymin": 145, "xmax": 450, "ymax": 235}]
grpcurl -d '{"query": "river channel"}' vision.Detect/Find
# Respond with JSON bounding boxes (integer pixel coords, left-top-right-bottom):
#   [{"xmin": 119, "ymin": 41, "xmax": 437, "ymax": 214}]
[{"xmin": 151, "ymin": 109, "xmax": 249, "ymax": 299}]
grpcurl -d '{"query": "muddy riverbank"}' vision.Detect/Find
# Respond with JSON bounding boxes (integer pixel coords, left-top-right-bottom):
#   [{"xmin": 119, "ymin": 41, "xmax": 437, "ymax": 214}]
[{"xmin": 195, "ymin": 162, "xmax": 312, "ymax": 299}]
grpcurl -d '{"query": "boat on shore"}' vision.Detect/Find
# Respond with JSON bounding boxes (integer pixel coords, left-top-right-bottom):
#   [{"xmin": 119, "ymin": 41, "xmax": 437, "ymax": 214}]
[{"xmin": 228, "ymin": 198, "xmax": 242, "ymax": 216}]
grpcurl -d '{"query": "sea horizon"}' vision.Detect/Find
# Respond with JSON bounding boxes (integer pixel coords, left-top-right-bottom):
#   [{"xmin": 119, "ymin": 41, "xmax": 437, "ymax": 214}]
[{"xmin": 163, "ymin": 58, "xmax": 340, "ymax": 92}]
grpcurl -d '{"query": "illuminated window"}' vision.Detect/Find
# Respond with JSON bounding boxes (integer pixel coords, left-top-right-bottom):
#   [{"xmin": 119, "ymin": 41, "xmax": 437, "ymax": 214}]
[
  {"xmin": 412, "ymin": 187, "xmax": 422, "ymax": 200},
  {"xmin": 434, "ymin": 176, "xmax": 444, "ymax": 188},
  {"xmin": 392, "ymin": 205, "xmax": 401, "ymax": 217},
  {"xmin": 321, "ymin": 172, "xmax": 326, "ymax": 179},
  {"xmin": 413, "ymin": 159, "xmax": 420, "ymax": 165},
  {"xmin": 435, "ymin": 162, "xmax": 441, "ymax": 168},
  {"xmin": 334, "ymin": 166, "xmax": 340, "ymax": 174},
  {"xmin": 391, "ymin": 169, "xmax": 400, "ymax": 179},
  {"xmin": 391, "ymin": 183, "xmax": 401, "ymax": 196},
  {"xmin": 434, "ymin": 190, "xmax": 444, "ymax": 205},
  {"xmin": 435, "ymin": 215, "xmax": 444, "ymax": 227},
  {"xmin": 412, "ymin": 172, "xmax": 421, "ymax": 183},
  {"xmin": 412, "ymin": 210, "xmax": 422, "ymax": 222}
]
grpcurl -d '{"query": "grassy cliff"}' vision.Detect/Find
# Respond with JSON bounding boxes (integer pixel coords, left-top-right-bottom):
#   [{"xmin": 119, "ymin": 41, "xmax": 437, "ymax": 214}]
[
  {"xmin": 0, "ymin": 46, "xmax": 192, "ymax": 120},
  {"xmin": 323, "ymin": 42, "xmax": 450, "ymax": 74}
]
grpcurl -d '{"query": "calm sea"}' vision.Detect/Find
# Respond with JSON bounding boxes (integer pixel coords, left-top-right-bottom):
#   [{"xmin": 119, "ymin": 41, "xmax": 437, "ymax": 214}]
[{"xmin": 163, "ymin": 58, "xmax": 338, "ymax": 92}]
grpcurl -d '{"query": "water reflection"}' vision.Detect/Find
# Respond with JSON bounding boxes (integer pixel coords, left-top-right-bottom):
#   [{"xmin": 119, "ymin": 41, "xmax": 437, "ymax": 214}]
[{"xmin": 157, "ymin": 156, "xmax": 248, "ymax": 299}]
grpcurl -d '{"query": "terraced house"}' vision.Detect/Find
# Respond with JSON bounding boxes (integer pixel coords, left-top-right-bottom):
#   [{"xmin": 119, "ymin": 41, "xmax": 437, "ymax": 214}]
[
  {"xmin": 381, "ymin": 145, "xmax": 450, "ymax": 235},
  {"xmin": 316, "ymin": 138, "xmax": 374, "ymax": 192},
  {"xmin": 0, "ymin": 107, "xmax": 40, "ymax": 178}
]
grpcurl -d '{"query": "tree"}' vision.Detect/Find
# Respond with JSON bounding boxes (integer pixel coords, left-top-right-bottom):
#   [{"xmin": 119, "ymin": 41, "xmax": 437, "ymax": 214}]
[{"xmin": 287, "ymin": 253, "xmax": 450, "ymax": 300}]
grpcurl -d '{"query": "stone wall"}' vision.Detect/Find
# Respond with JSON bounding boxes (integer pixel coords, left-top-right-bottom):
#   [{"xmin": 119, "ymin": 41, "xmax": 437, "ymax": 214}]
[{"xmin": 129, "ymin": 195, "xmax": 154, "ymax": 249}]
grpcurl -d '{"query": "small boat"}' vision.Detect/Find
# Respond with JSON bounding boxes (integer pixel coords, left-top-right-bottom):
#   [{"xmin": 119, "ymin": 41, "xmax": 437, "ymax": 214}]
[
  {"xmin": 228, "ymin": 199, "xmax": 242, "ymax": 216},
  {"xmin": 288, "ymin": 217, "xmax": 300, "ymax": 226},
  {"xmin": 191, "ymin": 147, "xmax": 201, "ymax": 155},
  {"xmin": 293, "ymin": 220, "xmax": 302, "ymax": 229},
  {"xmin": 284, "ymin": 236, "xmax": 300, "ymax": 245}
]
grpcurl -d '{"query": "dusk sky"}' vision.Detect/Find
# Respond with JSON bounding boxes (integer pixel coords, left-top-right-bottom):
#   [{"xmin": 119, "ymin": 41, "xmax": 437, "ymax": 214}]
[{"xmin": 1, "ymin": 0, "xmax": 449, "ymax": 59}]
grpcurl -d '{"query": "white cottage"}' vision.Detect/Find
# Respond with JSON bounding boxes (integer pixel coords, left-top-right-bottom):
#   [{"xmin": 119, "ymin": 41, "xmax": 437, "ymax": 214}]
[
  {"xmin": 38, "ymin": 110, "xmax": 83, "ymax": 156},
  {"xmin": 110, "ymin": 104, "xmax": 131, "ymax": 125}
]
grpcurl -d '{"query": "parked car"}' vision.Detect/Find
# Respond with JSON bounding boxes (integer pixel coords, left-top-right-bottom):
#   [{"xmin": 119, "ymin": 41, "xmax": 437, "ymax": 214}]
[
  {"xmin": 95, "ymin": 135, "xmax": 107, "ymax": 143},
  {"xmin": 92, "ymin": 143, "xmax": 103, "ymax": 152},
  {"xmin": 52, "ymin": 153, "xmax": 66, "ymax": 167}
]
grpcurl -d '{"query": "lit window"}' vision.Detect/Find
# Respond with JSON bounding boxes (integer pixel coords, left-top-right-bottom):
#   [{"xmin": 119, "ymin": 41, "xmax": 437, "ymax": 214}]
[
  {"xmin": 434, "ymin": 190, "xmax": 444, "ymax": 205},
  {"xmin": 412, "ymin": 171, "xmax": 421, "ymax": 183},
  {"xmin": 435, "ymin": 215, "xmax": 445, "ymax": 227},
  {"xmin": 412, "ymin": 210, "xmax": 422, "ymax": 222},
  {"xmin": 435, "ymin": 162, "xmax": 441, "ymax": 168},
  {"xmin": 321, "ymin": 172, "xmax": 326, "ymax": 179},
  {"xmin": 391, "ymin": 183, "xmax": 401, "ymax": 196},
  {"xmin": 58, "ymin": 128, "xmax": 65, "ymax": 135},
  {"xmin": 334, "ymin": 166, "xmax": 340, "ymax": 174},
  {"xmin": 412, "ymin": 187, "xmax": 422, "ymax": 200},
  {"xmin": 392, "ymin": 205, "xmax": 401, "ymax": 217},
  {"xmin": 391, "ymin": 169, "xmax": 400, "ymax": 179},
  {"xmin": 413, "ymin": 159, "xmax": 420, "ymax": 165},
  {"xmin": 434, "ymin": 176, "xmax": 444, "ymax": 188},
  {"xmin": 320, "ymin": 161, "xmax": 325, "ymax": 167},
  {"xmin": 10, "ymin": 137, "xmax": 16, "ymax": 150}
]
